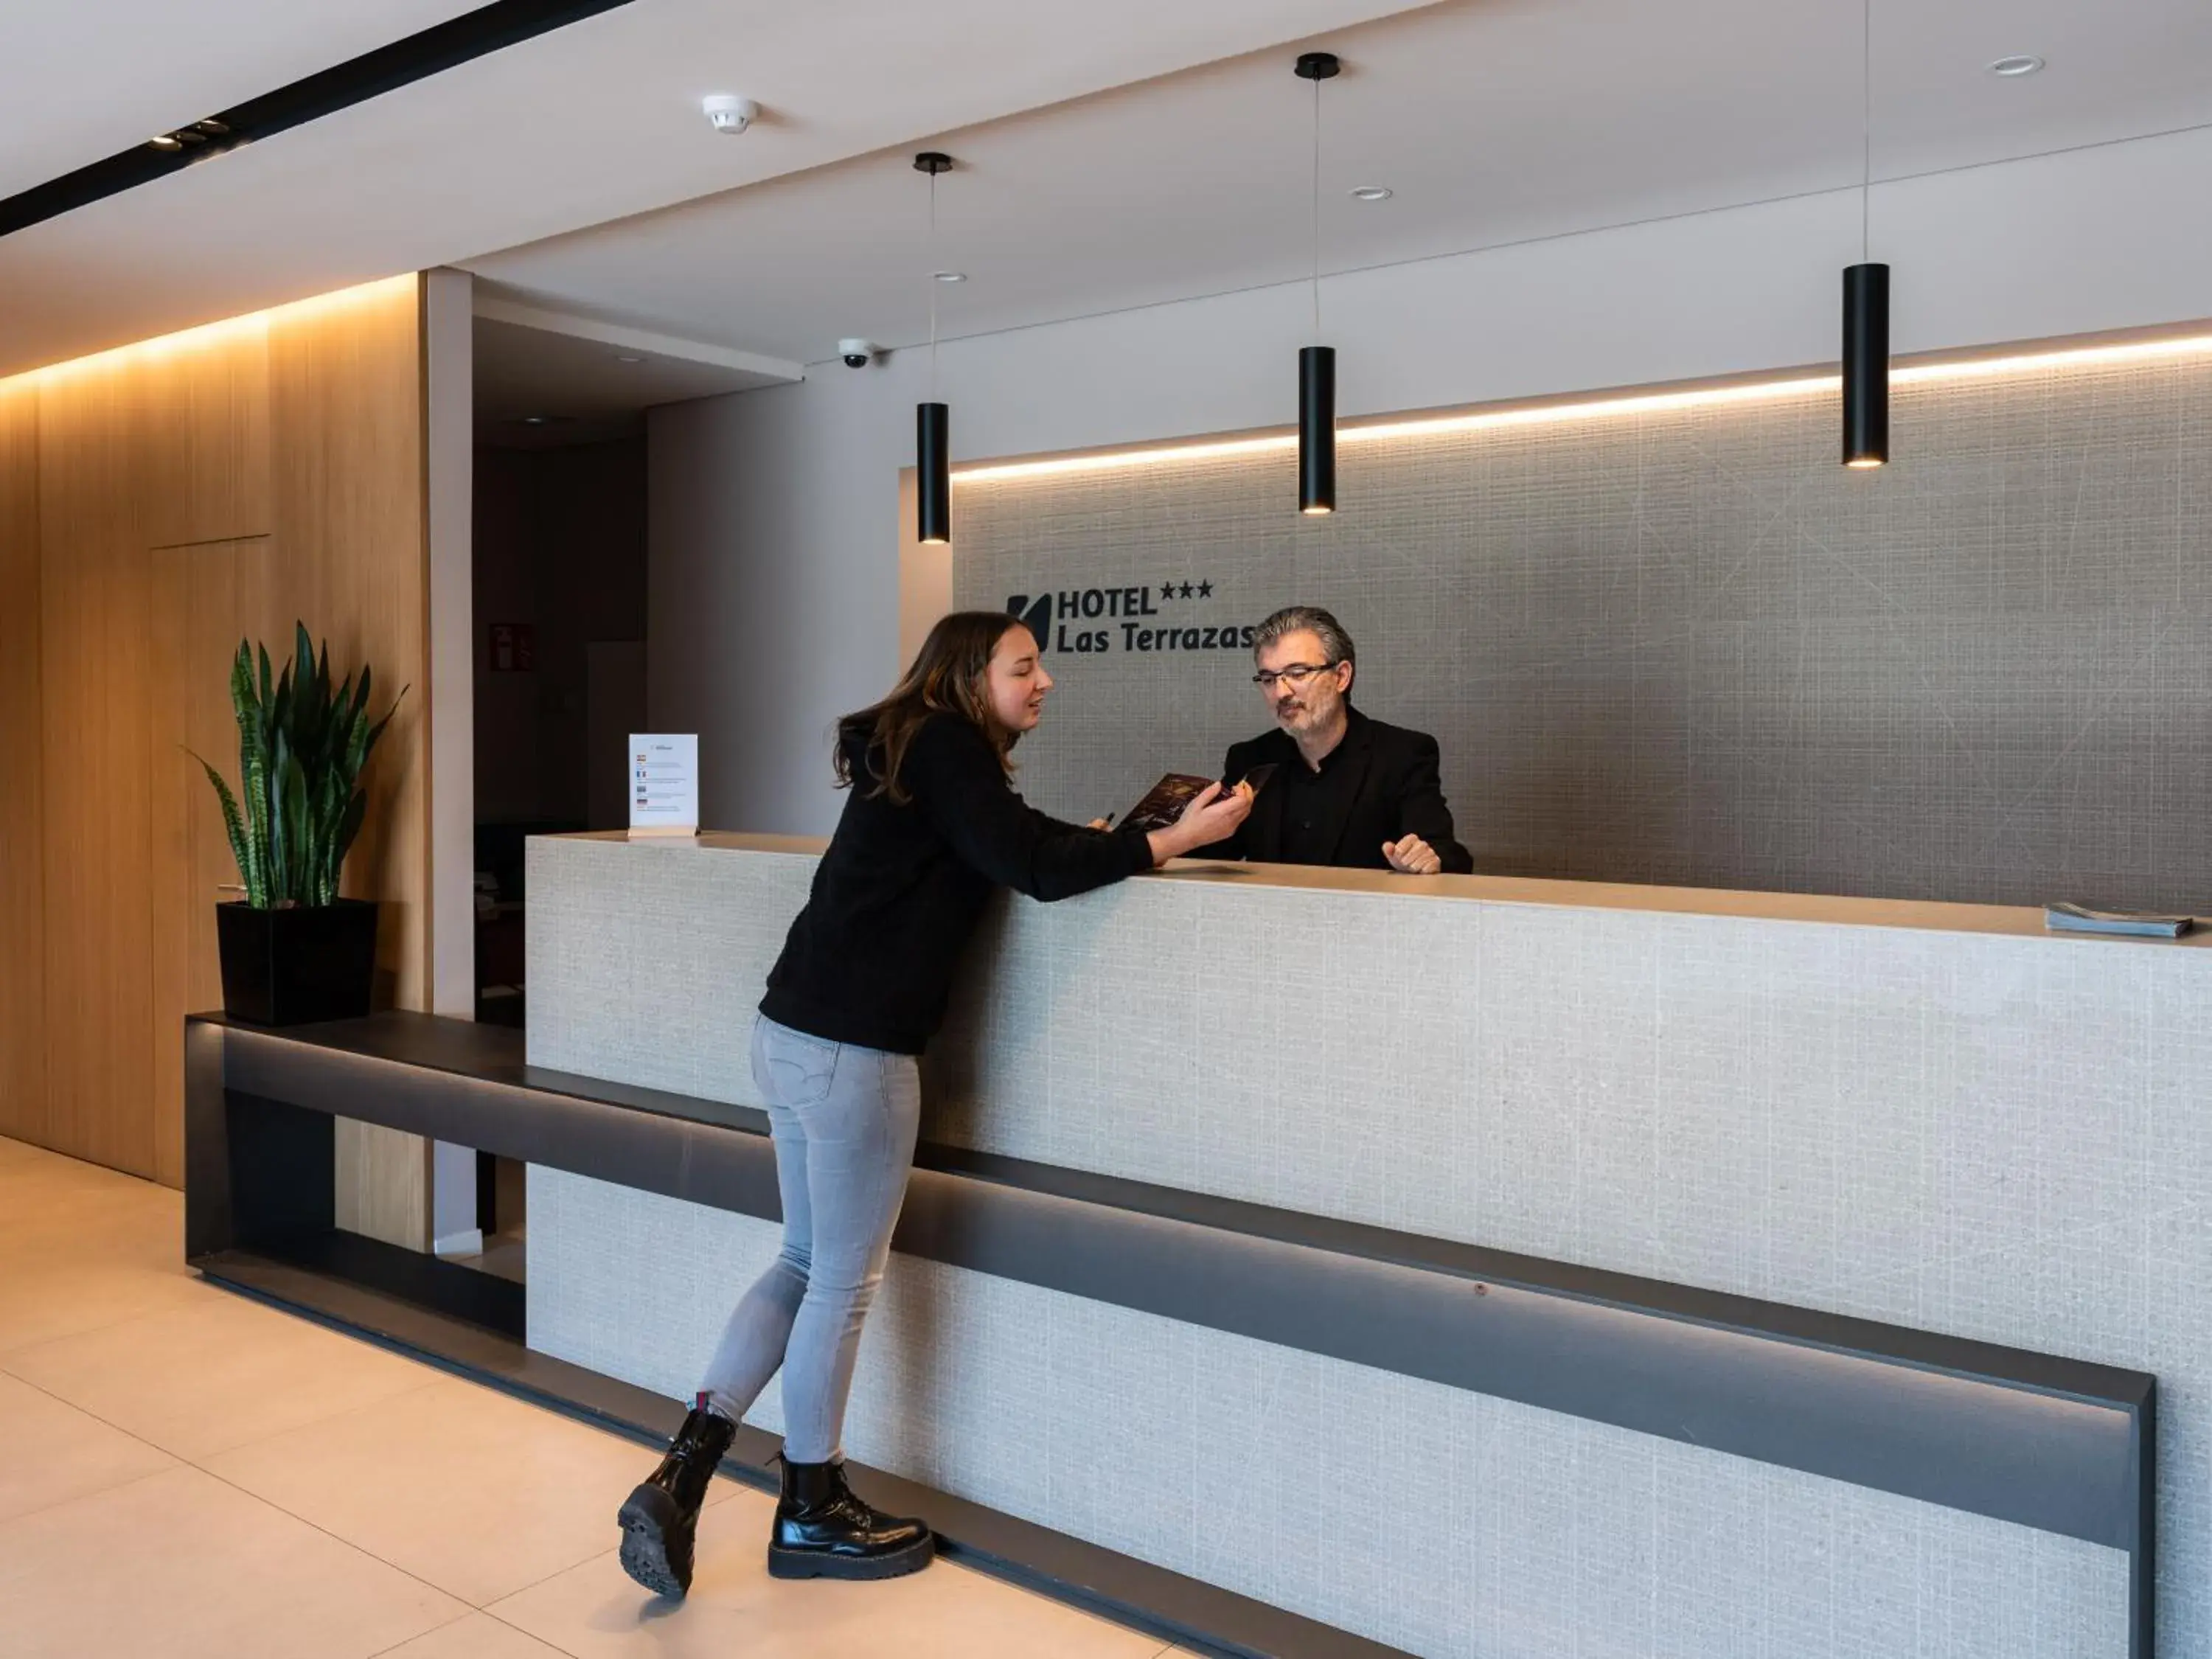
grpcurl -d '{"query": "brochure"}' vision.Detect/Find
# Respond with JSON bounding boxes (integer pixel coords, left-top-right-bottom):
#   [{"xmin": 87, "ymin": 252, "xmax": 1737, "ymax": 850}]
[
  {"xmin": 2044, "ymin": 901, "xmax": 2194, "ymax": 939},
  {"xmin": 1121, "ymin": 764, "xmax": 1278, "ymax": 833},
  {"xmin": 1122, "ymin": 774, "xmax": 1221, "ymax": 833}
]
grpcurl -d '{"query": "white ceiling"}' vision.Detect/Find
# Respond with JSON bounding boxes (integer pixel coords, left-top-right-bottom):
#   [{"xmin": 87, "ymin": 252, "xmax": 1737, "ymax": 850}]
[
  {"xmin": 11, "ymin": 0, "xmax": 2211, "ymax": 387},
  {"xmin": 465, "ymin": 0, "xmax": 2212, "ymax": 366},
  {"xmin": 0, "ymin": 0, "xmax": 1423, "ymax": 378},
  {"xmin": 472, "ymin": 313, "xmax": 787, "ymax": 447},
  {"xmin": 0, "ymin": 0, "xmax": 482, "ymax": 198}
]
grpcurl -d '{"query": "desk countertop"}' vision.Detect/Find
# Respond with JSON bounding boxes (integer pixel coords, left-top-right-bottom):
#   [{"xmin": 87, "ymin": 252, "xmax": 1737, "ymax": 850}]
[
  {"xmin": 527, "ymin": 821, "xmax": 2197, "ymax": 1658},
  {"xmin": 544, "ymin": 829, "xmax": 2212, "ymax": 950}
]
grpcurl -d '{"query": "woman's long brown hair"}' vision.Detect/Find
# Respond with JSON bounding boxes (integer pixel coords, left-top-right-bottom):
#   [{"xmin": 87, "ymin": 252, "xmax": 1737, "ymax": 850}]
[{"xmin": 836, "ymin": 611, "xmax": 1028, "ymax": 802}]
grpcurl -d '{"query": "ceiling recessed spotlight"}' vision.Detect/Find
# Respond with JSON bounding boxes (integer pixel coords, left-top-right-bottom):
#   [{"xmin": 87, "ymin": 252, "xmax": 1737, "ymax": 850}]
[
  {"xmin": 613, "ymin": 354, "xmax": 644, "ymax": 364},
  {"xmin": 1989, "ymin": 55, "xmax": 2045, "ymax": 77},
  {"xmin": 516, "ymin": 414, "xmax": 576, "ymax": 427},
  {"xmin": 150, "ymin": 133, "xmax": 182, "ymax": 150},
  {"xmin": 1349, "ymin": 185, "xmax": 1393, "ymax": 202},
  {"xmin": 932, "ymin": 271, "xmax": 967, "ymax": 283}
]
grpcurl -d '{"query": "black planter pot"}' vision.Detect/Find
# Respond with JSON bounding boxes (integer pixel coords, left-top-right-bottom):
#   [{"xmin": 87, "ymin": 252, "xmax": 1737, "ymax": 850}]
[{"xmin": 215, "ymin": 899, "xmax": 380, "ymax": 1026}]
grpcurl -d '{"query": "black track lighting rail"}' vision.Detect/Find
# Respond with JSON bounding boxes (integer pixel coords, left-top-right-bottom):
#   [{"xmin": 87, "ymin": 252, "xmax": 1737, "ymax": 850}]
[{"xmin": 0, "ymin": 0, "xmax": 640, "ymax": 240}]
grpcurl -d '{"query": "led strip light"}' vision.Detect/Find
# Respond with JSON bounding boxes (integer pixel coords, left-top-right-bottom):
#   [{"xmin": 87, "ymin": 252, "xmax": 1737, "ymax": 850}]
[
  {"xmin": 23, "ymin": 274, "xmax": 417, "ymax": 387},
  {"xmin": 955, "ymin": 330, "xmax": 2212, "ymax": 486}
]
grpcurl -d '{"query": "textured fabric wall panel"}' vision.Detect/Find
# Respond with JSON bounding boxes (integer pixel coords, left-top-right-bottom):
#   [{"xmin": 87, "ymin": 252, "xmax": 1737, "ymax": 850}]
[
  {"xmin": 528, "ymin": 836, "xmax": 2212, "ymax": 1651},
  {"xmin": 529, "ymin": 1165, "xmax": 2127, "ymax": 1659},
  {"xmin": 952, "ymin": 361, "xmax": 2212, "ymax": 912}
]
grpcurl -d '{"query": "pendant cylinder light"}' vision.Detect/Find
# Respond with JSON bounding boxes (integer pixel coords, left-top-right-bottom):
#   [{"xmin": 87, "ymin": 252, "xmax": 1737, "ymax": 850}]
[
  {"xmin": 1294, "ymin": 51, "xmax": 1339, "ymax": 516},
  {"xmin": 917, "ymin": 400, "xmax": 950, "ymax": 543},
  {"xmin": 1299, "ymin": 345, "xmax": 1336, "ymax": 513},
  {"xmin": 1842, "ymin": 261, "xmax": 1889, "ymax": 468},
  {"xmin": 914, "ymin": 150, "xmax": 954, "ymax": 543},
  {"xmin": 1840, "ymin": 0, "xmax": 1888, "ymax": 469}
]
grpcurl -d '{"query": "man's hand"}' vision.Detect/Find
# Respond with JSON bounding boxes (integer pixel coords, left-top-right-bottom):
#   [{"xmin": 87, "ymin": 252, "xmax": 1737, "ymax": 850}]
[{"xmin": 1382, "ymin": 833, "xmax": 1443, "ymax": 875}]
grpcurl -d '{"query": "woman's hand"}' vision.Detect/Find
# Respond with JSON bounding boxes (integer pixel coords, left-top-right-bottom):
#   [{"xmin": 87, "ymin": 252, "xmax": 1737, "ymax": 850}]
[{"xmin": 1145, "ymin": 781, "xmax": 1253, "ymax": 866}]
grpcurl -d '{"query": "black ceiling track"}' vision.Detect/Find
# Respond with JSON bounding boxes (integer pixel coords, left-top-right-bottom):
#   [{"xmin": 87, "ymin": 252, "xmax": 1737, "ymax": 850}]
[{"xmin": 0, "ymin": 0, "xmax": 640, "ymax": 240}]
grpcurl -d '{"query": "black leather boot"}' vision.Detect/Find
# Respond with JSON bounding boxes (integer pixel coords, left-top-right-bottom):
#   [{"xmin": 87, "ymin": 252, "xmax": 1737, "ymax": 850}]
[
  {"xmin": 768, "ymin": 1456, "xmax": 934, "ymax": 1580},
  {"xmin": 616, "ymin": 1402, "xmax": 737, "ymax": 1597}
]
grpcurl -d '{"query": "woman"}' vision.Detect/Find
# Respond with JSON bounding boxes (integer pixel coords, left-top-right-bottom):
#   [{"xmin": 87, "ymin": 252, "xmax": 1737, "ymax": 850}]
[{"xmin": 616, "ymin": 611, "xmax": 1251, "ymax": 1596}]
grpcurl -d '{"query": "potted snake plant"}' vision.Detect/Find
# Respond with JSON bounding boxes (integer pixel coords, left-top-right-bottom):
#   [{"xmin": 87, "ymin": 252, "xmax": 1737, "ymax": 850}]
[{"xmin": 193, "ymin": 624, "xmax": 404, "ymax": 1025}]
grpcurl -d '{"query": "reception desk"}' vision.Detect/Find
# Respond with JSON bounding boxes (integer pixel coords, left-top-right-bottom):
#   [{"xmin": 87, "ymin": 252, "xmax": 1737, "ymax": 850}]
[{"xmin": 508, "ymin": 830, "xmax": 2200, "ymax": 1659}]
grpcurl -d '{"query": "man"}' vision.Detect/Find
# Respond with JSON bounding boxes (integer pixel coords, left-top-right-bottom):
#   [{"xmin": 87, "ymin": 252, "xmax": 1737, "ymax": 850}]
[{"xmin": 1199, "ymin": 605, "xmax": 1473, "ymax": 874}]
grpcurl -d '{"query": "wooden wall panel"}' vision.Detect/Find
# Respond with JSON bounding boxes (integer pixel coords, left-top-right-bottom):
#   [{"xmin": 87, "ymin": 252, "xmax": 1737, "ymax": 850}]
[
  {"xmin": 333, "ymin": 1119, "xmax": 431, "ymax": 1251},
  {"xmin": 145, "ymin": 316, "xmax": 272, "ymax": 550},
  {"xmin": 147, "ymin": 537, "xmax": 276, "ymax": 1188},
  {"xmin": 268, "ymin": 276, "xmax": 434, "ymax": 1248},
  {"xmin": 36, "ymin": 359, "xmax": 157, "ymax": 1176},
  {"xmin": 5, "ymin": 272, "xmax": 434, "ymax": 1203},
  {"xmin": 268, "ymin": 276, "xmax": 430, "ymax": 1013},
  {"xmin": 0, "ymin": 379, "xmax": 43, "ymax": 1150}
]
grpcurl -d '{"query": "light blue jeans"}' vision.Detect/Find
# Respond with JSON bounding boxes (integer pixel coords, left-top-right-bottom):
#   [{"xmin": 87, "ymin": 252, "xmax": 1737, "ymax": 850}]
[{"xmin": 698, "ymin": 1015, "xmax": 922, "ymax": 1464}]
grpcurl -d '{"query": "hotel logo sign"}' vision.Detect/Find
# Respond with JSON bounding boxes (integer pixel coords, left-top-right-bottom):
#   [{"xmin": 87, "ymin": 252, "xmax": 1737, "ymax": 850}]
[{"xmin": 1006, "ymin": 582, "xmax": 1254, "ymax": 656}]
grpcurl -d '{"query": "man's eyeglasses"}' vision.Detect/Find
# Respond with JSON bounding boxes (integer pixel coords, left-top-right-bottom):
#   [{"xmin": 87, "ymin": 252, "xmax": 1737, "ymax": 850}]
[{"xmin": 1251, "ymin": 662, "xmax": 1340, "ymax": 691}]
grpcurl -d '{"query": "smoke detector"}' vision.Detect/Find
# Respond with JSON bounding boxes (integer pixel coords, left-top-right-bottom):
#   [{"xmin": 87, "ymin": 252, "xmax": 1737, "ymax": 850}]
[{"xmin": 702, "ymin": 94, "xmax": 759, "ymax": 135}]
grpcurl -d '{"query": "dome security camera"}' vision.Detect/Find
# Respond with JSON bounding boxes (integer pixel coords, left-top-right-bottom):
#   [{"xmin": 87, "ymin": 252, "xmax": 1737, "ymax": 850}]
[
  {"xmin": 837, "ymin": 338, "xmax": 880, "ymax": 369},
  {"xmin": 702, "ymin": 94, "xmax": 759, "ymax": 135}
]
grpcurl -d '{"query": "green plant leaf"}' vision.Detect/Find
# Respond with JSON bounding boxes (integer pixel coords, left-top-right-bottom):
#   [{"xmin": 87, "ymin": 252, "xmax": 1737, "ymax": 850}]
[
  {"xmin": 332, "ymin": 788, "xmax": 368, "ymax": 883},
  {"xmin": 224, "ymin": 643, "xmax": 257, "ymax": 902},
  {"xmin": 265, "ymin": 728, "xmax": 290, "ymax": 902},
  {"xmin": 279, "ymin": 748, "xmax": 310, "ymax": 906},
  {"xmin": 293, "ymin": 624, "xmax": 324, "ymax": 770},
  {"xmin": 272, "ymin": 657, "xmax": 293, "ymax": 751},
  {"xmin": 316, "ymin": 764, "xmax": 348, "ymax": 905},
  {"xmin": 232, "ymin": 641, "xmax": 271, "ymax": 908},
  {"xmin": 362, "ymin": 685, "xmax": 407, "ymax": 759},
  {"xmin": 191, "ymin": 751, "xmax": 254, "ymax": 907},
  {"xmin": 218, "ymin": 627, "xmax": 400, "ymax": 911}
]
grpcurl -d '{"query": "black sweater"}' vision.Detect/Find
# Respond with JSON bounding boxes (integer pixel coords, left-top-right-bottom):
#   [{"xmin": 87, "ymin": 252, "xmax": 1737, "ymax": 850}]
[{"xmin": 760, "ymin": 713, "xmax": 1155, "ymax": 1054}]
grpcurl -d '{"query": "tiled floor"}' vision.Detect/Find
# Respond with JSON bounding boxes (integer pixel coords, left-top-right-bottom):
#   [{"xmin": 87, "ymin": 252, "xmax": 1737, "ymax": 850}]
[{"xmin": 0, "ymin": 1135, "xmax": 1191, "ymax": 1658}]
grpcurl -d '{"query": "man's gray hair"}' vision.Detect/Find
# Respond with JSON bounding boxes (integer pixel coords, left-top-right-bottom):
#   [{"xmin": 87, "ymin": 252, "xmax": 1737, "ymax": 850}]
[{"xmin": 1253, "ymin": 605, "xmax": 1356, "ymax": 669}]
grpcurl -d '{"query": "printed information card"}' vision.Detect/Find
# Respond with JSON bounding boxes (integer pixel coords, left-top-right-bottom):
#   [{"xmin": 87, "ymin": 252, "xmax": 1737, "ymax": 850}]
[{"xmin": 627, "ymin": 734, "xmax": 699, "ymax": 837}]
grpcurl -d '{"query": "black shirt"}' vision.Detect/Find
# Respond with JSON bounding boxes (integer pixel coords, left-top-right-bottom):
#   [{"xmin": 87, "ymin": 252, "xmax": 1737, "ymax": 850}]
[
  {"xmin": 760, "ymin": 713, "xmax": 1155, "ymax": 1055},
  {"xmin": 1201, "ymin": 705, "xmax": 1475, "ymax": 873},
  {"xmin": 1276, "ymin": 734, "xmax": 1359, "ymax": 866}
]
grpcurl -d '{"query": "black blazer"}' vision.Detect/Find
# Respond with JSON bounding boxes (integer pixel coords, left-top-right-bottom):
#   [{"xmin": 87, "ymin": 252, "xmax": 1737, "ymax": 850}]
[{"xmin": 1200, "ymin": 707, "xmax": 1475, "ymax": 873}]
